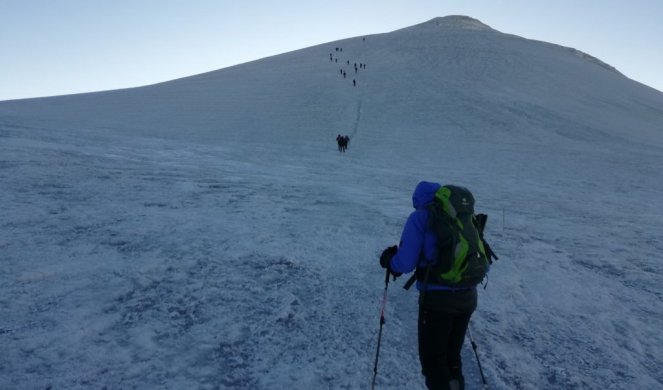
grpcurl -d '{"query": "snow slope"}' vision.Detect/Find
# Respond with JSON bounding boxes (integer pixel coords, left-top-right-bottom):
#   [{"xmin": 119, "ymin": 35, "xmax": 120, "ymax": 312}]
[{"xmin": 1, "ymin": 15, "xmax": 663, "ymax": 389}]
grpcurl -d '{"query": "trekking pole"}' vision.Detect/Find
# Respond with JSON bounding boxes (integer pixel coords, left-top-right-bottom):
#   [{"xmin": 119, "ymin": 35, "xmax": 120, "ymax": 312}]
[
  {"xmin": 467, "ymin": 326, "xmax": 489, "ymax": 389},
  {"xmin": 371, "ymin": 269, "xmax": 390, "ymax": 390}
]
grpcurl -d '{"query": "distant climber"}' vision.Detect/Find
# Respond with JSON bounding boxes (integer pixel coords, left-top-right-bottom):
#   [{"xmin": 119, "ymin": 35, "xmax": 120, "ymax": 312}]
[{"xmin": 336, "ymin": 135, "xmax": 350, "ymax": 152}]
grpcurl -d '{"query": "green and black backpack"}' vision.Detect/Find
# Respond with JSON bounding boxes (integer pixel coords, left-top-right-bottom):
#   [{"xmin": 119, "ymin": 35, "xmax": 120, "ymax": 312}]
[{"xmin": 420, "ymin": 185, "xmax": 493, "ymax": 287}]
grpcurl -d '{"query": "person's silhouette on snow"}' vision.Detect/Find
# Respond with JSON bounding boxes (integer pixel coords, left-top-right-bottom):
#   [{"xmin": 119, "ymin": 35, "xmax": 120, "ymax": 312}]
[{"xmin": 336, "ymin": 135, "xmax": 349, "ymax": 152}]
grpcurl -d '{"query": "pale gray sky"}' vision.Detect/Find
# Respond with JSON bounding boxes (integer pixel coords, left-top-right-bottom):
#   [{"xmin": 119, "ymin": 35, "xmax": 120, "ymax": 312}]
[{"xmin": 1, "ymin": 0, "xmax": 662, "ymax": 101}]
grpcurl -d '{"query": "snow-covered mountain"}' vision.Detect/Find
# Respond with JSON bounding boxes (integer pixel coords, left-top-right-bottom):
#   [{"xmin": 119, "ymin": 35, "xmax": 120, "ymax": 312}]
[
  {"xmin": 2, "ymin": 15, "xmax": 662, "ymax": 147},
  {"xmin": 1, "ymin": 16, "xmax": 662, "ymax": 389}
]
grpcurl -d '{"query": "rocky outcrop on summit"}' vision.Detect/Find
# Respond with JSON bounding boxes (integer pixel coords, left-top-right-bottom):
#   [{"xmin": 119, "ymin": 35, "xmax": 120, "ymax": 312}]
[{"xmin": 397, "ymin": 15, "xmax": 496, "ymax": 33}]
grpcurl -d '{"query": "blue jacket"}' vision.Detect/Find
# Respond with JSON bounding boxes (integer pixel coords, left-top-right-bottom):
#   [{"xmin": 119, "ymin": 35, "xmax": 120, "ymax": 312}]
[{"xmin": 389, "ymin": 181, "xmax": 474, "ymax": 291}]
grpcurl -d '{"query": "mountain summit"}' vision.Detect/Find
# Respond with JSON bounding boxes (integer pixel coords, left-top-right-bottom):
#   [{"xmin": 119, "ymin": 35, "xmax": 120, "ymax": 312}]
[{"xmin": 402, "ymin": 15, "xmax": 496, "ymax": 32}]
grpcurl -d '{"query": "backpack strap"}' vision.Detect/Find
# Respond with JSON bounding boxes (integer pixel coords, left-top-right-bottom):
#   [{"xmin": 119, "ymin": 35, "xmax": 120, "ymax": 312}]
[
  {"xmin": 402, "ymin": 265, "xmax": 432, "ymax": 291},
  {"xmin": 402, "ymin": 273, "xmax": 417, "ymax": 290},
  {"xmin": 475, "ymin": 213, "xmax": 499, "ymax": 263}
]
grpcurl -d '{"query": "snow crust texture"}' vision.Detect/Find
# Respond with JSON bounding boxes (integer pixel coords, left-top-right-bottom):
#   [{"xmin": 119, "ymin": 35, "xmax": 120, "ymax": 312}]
[{"xmin": 1, "ymin": 16, "xmax": 662, "ymax": 390}]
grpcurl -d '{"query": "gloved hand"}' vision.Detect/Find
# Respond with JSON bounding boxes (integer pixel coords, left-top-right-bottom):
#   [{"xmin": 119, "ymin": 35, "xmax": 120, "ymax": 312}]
[
  {"xmin": 379, "ymin": 245, "xmax": 402, "ymax": 278},
  {"xmin": 379, "ymin": 245, "xmax": 397, "ymax": 268}
]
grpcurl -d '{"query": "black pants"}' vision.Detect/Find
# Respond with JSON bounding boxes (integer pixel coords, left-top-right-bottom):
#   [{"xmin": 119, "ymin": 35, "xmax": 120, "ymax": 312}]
[{"xmin": 418, "ymin": 289, "xmax": 477, "ymax": 390}]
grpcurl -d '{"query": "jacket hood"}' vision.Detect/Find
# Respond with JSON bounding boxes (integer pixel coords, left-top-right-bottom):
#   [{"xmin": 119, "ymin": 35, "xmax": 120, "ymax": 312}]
[{"xmin": 412, "ymin": 181, "xmax": 441, "ymax": 209}]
